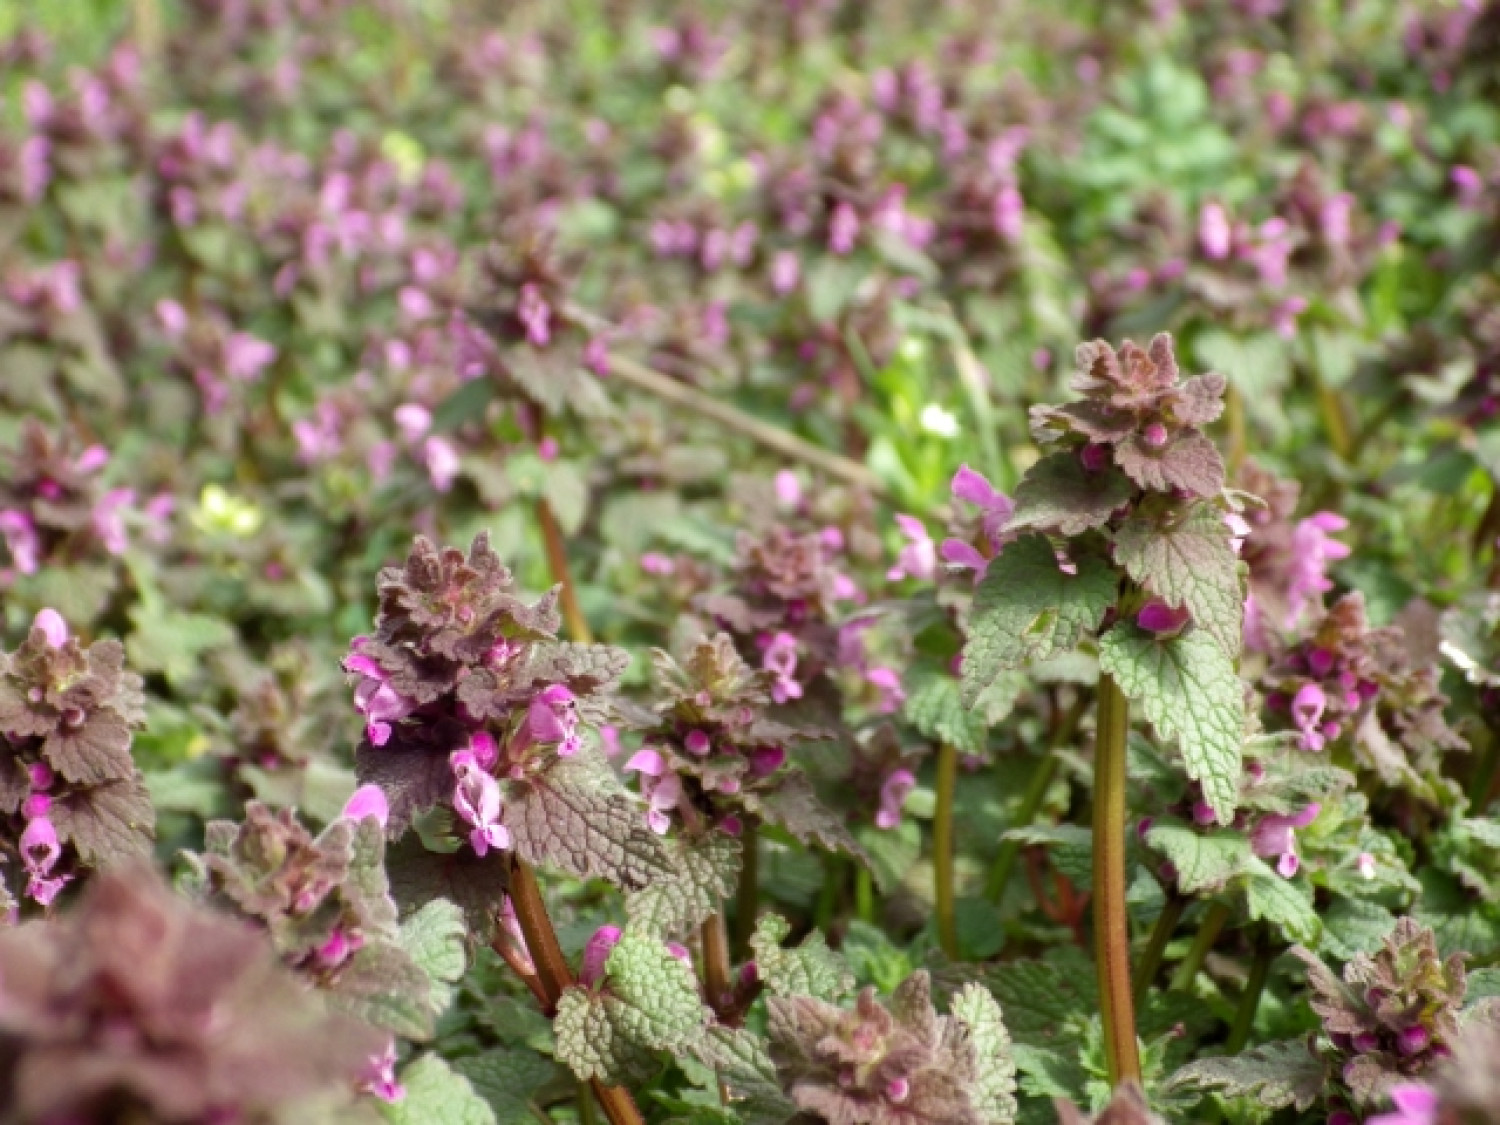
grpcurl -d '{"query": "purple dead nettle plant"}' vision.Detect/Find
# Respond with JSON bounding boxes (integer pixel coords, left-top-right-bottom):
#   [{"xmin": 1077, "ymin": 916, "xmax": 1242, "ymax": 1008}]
[
  {"xmin": 0, "ymin": 863, "xmax": 384, "ymax": 1125},
  {"xmin": 0, "ymin": 607, "xmax": 154, "ymax": 914},
  {"xmin": 180, "ymin": 783, "xmax": 461, "ymax": 1105}
]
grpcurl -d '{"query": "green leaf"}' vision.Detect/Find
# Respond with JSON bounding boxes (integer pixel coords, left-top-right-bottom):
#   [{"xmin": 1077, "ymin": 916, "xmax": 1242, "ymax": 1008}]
[
  {"xmin": 553, "ymin": 987, "xmax": 657, "ymax": 1086},
  {"xmin": 1004, "ymin": 824, "xmax": 1093, "ymax": 891},
  {"xmin": 692, "ymin": 1027, "xmax": 799, "ymax": 1125},
  {"xmin": 1114, "ymin": 500, "xmax": 1242, "ymax": 656},
  {"xmin": 961, "ymin": 535, "xmax": 1117, "ymax": 706},
  {"xmin": 740, "ymin": 771, "xmax": 865, "ymax": 861},
  {"xmin": 397, "ymin": 899, "xmax": 468, "ymax": 1021},
  {"xmin": 381, "ymin": 1054, "xmax": 497, "ymax": 1125},
  {"xmin": 125, "ymin": 606, "xmax": 234, "ymax": 686},
  {"xmin": 451, "ymin": 1049, "xmax": 560, "ymax": 1125},
  {"xmin": 1164, "ymin": 1039, "xmax": 1325, "ymax": 1111},
  {"xmin": 1319, "ymin": 897, "xmax": 1397, "ymax": 960},
  {"xmin": 1008, "ymin": 452, "xmax": 1135, "ymax": 538},
  {"xmin": 749, "ymin": 914, "xmax": 855, "ymax": 1002},
  {"xmin": 1143, "ymin": 822, "xmax": 1249, "ymax": 894},
  {"xmin": 626, "ymin": 832, "xmax": 741, "ymax": 939},
  {"xmin": 951, "ymin": 983, "xmax": 1019, "ymax": 1125},
  {"xmin": 976, "ymin": 956, "xmax": 1096, "ymax": 1047},
  {"xmin": 905, "ymin": 672, "xmax": 989, "ymax": 755},
  {"xmin": 328, "ymin": 940, "xmax": 434, "ymax": 1040},
  {"xmin": 1099, "ymin": 624, "xmax": 1244, "ymax": 824},
  {"xmin": 1243, "ymin": 859, "xmax": 1321, "ymax": 945},
  {"xmin": 605, "ymin": 926, "xmax": 714, "ymax": 1052},
  {"xmin": 503, "ymin": 748, "xmax": 676, "ymax": 890}
]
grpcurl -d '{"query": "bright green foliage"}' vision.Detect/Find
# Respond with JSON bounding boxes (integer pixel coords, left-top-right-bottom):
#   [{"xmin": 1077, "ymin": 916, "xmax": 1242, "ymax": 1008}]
[
  {"xmin": 625, "ymin": 831, "xmax": 741, "ymax": 938},
  {"xmin": 381, "ymin": 1055, "xmax": 497, "ymax": 1125},
  {"xmin": 951, "ymin": 983, "xmax": 1020, "ymax": 1125},
  {"xmin": 1099, "ymin": 625, "xmax": 1245, "ymax": 823},
  {"xmin": 1143, "ymin": 822, "xmax": 1250, "ymax": 894},
  {"xmin": 1114, "ymin": 500, "xmax": 1243, "ymax": 657},
  {"xmin": 749, "ymin": 913, "xmax": 856, "ymax": 1002},
  {"xmin": 396, "ymin": 899, "xmax": 468, "ymax": 1021},
  {"xmin": 961, "ymin": 535, "xmax": 1117, "ymax": 706}
]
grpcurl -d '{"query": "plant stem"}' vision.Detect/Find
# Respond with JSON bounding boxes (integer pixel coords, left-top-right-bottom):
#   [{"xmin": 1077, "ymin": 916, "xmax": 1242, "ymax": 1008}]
[
  {"xmin": 536, "ymin": 499, "xmax": 592, "ymax": 644},
  {"xmin": 934, "ymin": 742, "xmax": 960, "ymax": 959},
  {"xmin": 1133, "ymin": 893, "xmax": 1186, "ymax": 1007},
  {"xmin": 733, "ymin": 821, "xmax": 760, "ymax": 955},
  {"xmin": 578, "ymin": 1083, "xmax": 599, "ymax": 1125},
  {"xmin": 507, "ymin": 856, "xmax": 644, "ymax": 1125},
  {"xmin": 599, "ymin": 349, "xmax": 909, "ymax": 509},
  {"xmin": 986, "ymin": 693, "xmax": 1086, "ymax": 904},
  {"xmin": 702, "ymin": 910, "xmax": 735, "ymax": 1019},
  {"xmin": 1224, "ymin": 385, "xmax": 1247, "ymax": 477},
  {"xmin": 815, "ymin": 855, "xmax": 845, "ymax": 932},
  {"xmin": 1468, "ymin": 730, "xmax": 1500, "ymax": 811},
  {"xmin": 1227, "ymin": 927, "xmax": 1274, "ymax": 1053},
  {"xmin": 854, "ymin": 867, "xmax": 875, "ymax": 923},
  {"xmin": 1171, "ymin": 901, "xmax": 1232, "ymax": 992},
  {"xmin": 1093, "ymin": 672, "xmax": 1141, "ymax": 1087}
]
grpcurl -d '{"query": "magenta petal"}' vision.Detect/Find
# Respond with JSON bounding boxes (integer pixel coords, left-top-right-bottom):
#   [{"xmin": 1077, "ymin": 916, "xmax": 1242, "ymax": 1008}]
[
  {"xmin": 342, "ymin": 784, "xmax": 389, "ymax": 828},
  {"xmin": 951, "ymin": 463, "xmax": 1001, "ymax": 508},
  {"xmin": 1389, "ymin": 1084, "xmax": 1439, "ymax": 1112},
  {"xmin": 941, "ymin": 538, "xmax": 988, "ymax": 571},
  {"xmin": 625, "ymin": 747, "xmax": 666, "ymax": 776},
  {"xmin": 32, "ymin": 608, "xmax": 68, "ymax": 648}
]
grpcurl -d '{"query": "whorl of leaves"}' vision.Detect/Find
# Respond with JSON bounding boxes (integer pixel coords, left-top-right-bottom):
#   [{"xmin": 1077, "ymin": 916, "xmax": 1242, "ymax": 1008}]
[
  {"xmin": 765, "ymin": 970, "xmax": 1017, "ymax": 1125},
  {"xmin": 1292, "ymin": 917, "xmax": 1468, "ymax": 1107},
  {"xmin": 0, "ymin": 864, "xmax": 382, "ymax": 1123},
  {"xmin": 1028, "ymin": 333, "xmax": 1227, "ymax": 499},
  {"xmin": 0, "ymin": 613, "xmax": 154, "ymax": 877}
]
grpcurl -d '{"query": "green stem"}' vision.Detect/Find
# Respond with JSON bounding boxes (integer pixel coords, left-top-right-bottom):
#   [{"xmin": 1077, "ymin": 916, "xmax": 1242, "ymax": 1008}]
[
  {"xmin": 815, "ymin": 855, "xmax": 845, "ymax": 933},
  {"xmin": 537, "ymin": 499, "xmax": 592, "ymax": 644},
  {"xmin": 1224, "ymin": 385, "xmax": 1247, "ymax": 477},
  {"xmin": 733, "ymin": 821, "xmax": 760, "ymax": 955},
  {"xmin": 1133, "ymin": 893, "xmax": 1186, "ymax": 1007},
  {"xmin": 934, "ymin": 742, "xmax": 960, "ymax": 959},
  {"xmin": 1470, "ymin": 735, "xmax": 1494, "ymax": 816},
  {"xmin": 578, "ymin": 1083, "xmax": 599, "ymax": 1125},
  {"xmin": 986, "ymin": 693, "xmax": 1086, "ymax": 903},
  {"xmin": 1093, "ymin": 673, "xmax": 1141, "ymax": 1087},
  {"xmin": 1171, "ymin": 902, "xmax": 1232, "ymax": 992},
  {"xmin": 1227, "ymin": 928, "xmax": 1275, "ymax": 1053},
  {"xmin": 854, "ymin": 867, "xmax": 875, "ymax": 923}
]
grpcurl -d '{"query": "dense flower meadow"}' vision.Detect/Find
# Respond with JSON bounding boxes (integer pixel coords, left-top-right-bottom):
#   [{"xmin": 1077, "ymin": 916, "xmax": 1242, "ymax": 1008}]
[{"xmin": 2, "ymin": 0, "xmax": 1500, "ymax": 1121}]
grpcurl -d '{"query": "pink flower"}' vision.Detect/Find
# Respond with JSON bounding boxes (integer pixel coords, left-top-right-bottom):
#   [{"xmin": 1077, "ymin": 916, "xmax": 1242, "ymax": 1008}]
[
  {"xmin": 865, "ymin": 667, "xmax": 905, "ymax": 713},
  {"xmin": 1137, "ymin": 599, "xmax": 1191, "ymax": 635},
  {"xmin": 360, "ymin": 1039, "xmax": 405, "ymax": 1104},
  {"xmin": 762, "ymin": 632, "xmax": 804, "ymax": 704},
  {"xmin": 684, "ymin": 730, "xmax": 711, "ymax": 756},
  {"xmin": 1251, "ymin": 804, "xmax": 1320, "ymax": 878},
  {"xmin": 0, "ymin": 509, "xmax": 41, "ymax": 574},
  {"xmin": 625, "ymin": 747, "xmax": 682, "ymax": 834},
  {"xmin": 527, "ymin": 684, "xmax": 581, "ymax": 756},
  {"xmin": 518, "ymin": 283, "xmax": 551, "ymax": 346},
  {"xmin": 315, "ymin": 926, "xmax": 365, "ymax": 968},
  {"xmin": 875, "ymin": 769, "xmax": 915, "ymax": 830},
  {"xmin": 1451, "ymin": 166, "xmax": 1484, "ymax": 208},
  {"xmin": 829, "ymin": 201, "xmax": 860, "ymax": 254},
  {"xmin": 156, "ymin": 298, "xmax": 188, "ymax": 339},
  {"xmin": 393, "ymin": 403, "xmax": 432, "ymax": 443},
  {"xmin": 224, "ymin": 332, "xmax": 276, "ymax": 382},
  {"xmin": 1291, "ymin": 682, "xmax": 1328, "ymax": 752},
  {"xmin": 775, "ymin": 470, "xmax": 803, "ymax": 509},
  {"xmin": 1285, "ymin": 512, "xmax": 1350, "ymax": 625},
  {"xmin": 580, "ymin": 925, "xmax": 623, "ymax": 987},
  {"xmin": 344, "ymin": 640, "xmax": 418, "ymax": 745},
  {"xmin": 771, "ymin": 250, "xmax": 801, "ymax": 294},
  {"xmin": 74, "ymin": 445, "xmax": 110, "ymax": 475},
  {"xmin": 993, "ymin": 183, "xmax": 1024, "ymax": 243},
  {"xmin": 749, "ymin": 746, "xmax": 786, "ymax": 776},
  {"xmin": 640, "ymin": 552, "xmax": 675, "ymax": 576},
  {"xmin": 92, "ymin": 488, "xmax": 134, "ymax": 555},
  {"xmin": 1321, "ymin": 193, "xmax": 1354, "ymax": 249},
  {"xmin": 887, "ymin": 514, "xmax": 936, "ymax": 582},
  {"xmin": 1199, "ymin": 202, "xmax": 1232, "ymax": 259},
  {"xmin": 1357, "ymin": 851, "xmax": 1376, "ymax": 879},
  {"xmin": 951, "ymin": 464, "xmax": 1015, "ymax": 550},
  {"xmin": 341, "ymin": 784, "xmax": 389, "ymax": 828},
  {"xmin": 422, "ymin": 436, "xmax": 461, "ymax": 492},
  {"xmin": 32, "ymin": 608, "xmax": 68, "ymax": 648},
  {"xmin": 451, "ymin": 753, "xmax": 510, "ymax": 856},
  {"xmin": 1366, "ymin": 1084, "xmax": 1438, "ymax": 1125}
]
